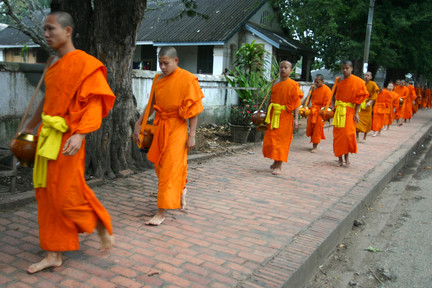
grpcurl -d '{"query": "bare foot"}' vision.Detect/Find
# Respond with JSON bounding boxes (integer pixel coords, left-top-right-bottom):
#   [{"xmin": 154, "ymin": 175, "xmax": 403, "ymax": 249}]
[
  {"xmin": 270, "ymin": 161, "xmax": 276, "ymax": 170},
  {"xmin": 272, "ymin": 167, "xmax": 282, "ymax": 175},
  {"xmin": 344, "ymin": 154, "xmax": 350, "ymax": 167},
  {"xmin": 181, "ymin": 188, "xmax": 187, "ymax": 210},
  {"xmin": 27, "ymin": 252, "xmax": 62, "ymax": 274},
  {"xmin": 311, "ymin": 148, "xmax": 317, "ymax": 153},
  {"xmin": 146, "ymin": 209, "xmax": 165, "ymax": 226},
  {"xmin": 96, "ymin": 221, "xmax": 114, "ymax": 251},
  {"xmin": 338, "ymin": 157, "xmax": 343, "ymax": 167}
]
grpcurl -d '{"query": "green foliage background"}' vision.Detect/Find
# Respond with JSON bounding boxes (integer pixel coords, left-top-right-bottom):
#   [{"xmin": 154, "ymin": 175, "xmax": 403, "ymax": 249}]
[{"xmin": 271, "ymin": 0, "xmax": 432, "ymax": 83}]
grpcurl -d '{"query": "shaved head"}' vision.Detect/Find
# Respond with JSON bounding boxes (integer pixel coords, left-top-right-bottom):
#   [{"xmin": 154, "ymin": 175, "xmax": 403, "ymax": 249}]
[
  {"xmin": 159, "ymin": 47, "xmax": 178, "ymax": 59},
  {"xmin": 315, "ymin": 74, "xmax": 324, "ymax": 81},
  {"xmin": 342, "ymin": 60, "xmax": 353, "ymax": 67},
  {"xmin": 49, "ymin": 11, "xmax": 74, "ymax": 30},
  {"xmin": 280, "ymin": 60, "xmax": 292, "ymax": 68}
]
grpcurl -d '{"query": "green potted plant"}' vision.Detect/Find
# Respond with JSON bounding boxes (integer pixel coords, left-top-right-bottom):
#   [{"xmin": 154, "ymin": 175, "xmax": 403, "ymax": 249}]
[{"xmin": 225, "ymin": 41, "xmax": 279, "ymax": 142}]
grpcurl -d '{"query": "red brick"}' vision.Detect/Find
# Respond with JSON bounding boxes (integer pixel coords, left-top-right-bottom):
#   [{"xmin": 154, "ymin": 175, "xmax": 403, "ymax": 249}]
[
  {"xmin": 110, "ymin": 276, "xmax": 143, "ymax": 288},
  {"xmin": 155, "ymin": 262, "xmax": 183, "ymax": 275},
  {"xmin": 0, "ymin": 275, "xmax": 12, "ymax": 285},
  {"xmin": 6, "ymin": 283, "xmax": 33, "ymax": 288},
  {"xmin": 60, "ymin": 267, "xmax": 91, "ymax": 281},
  {"xmin": 87, "ymin": 277, "xmax": 117, "ymax": 288},
  {"xmin": 110, "ymin": 266, "xmax": 137, "ymax": 278},
  {"xmin": 61, "ymin": 278, "xmax": 91, "ymax": 288},
  {"xmin": 159, "ymin": 272, "xmax": 191, "ymax": 287}
]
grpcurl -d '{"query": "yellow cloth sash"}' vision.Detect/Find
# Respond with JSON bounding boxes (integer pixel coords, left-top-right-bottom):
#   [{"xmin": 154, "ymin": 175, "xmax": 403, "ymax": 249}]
[
  {"xmin": 33, "ymin": 113, "xmax": 69, "ymax": 188},
  {"xmin": 332, "ymin": 100, "xmax": 355, "ymax": 128},
  {"xmin": 360, "ymin": 100, "xmax": 367, "ymax": 110},
  {"xmin": 265, "ymin": 103, "xmax": 287, "ymax": 129}
]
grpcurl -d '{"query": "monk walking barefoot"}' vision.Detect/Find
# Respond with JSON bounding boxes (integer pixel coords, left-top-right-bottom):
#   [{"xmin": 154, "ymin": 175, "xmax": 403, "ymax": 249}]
[
  {"xmin": 27, "ymin": 252, "xmax": 62, "ymax": 274},
  {"xmin": 181, "ymin": 188, "xmax": 187, "ymax": 210},
  {"xmin": 306, "ymin": 74, "xmax": 332, "ymax": 153},
  {"xmin": 134, "ymin": 47, "xmax": 204, "ymax": 226},
  {"xmin": 146, "ymin": 209, "xmax": 166, "ymax": 226},
  {"xmin": 332, "ymin": 61, "xmax": 368, "ymax": 167},
  {"xmin": 19, "ymin": 11, "xmax": 115, "ymax": 274},
  {"xmin": 97, "ymin": 221, "xmax": 115, "ymax": 251},
  {"xmin": 356, "ymin": 71, "xmax": 379, "ymax": 142},
  {"xmin": 262, "ymin": 61, "xmax": 302, "ymax": 175}
]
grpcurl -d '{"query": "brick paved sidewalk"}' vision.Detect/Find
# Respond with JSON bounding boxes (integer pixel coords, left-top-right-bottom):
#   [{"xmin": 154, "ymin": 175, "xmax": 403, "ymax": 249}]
[{"xmin": 1, "ymin": 110, "xmax": 432, "ymax": 288}]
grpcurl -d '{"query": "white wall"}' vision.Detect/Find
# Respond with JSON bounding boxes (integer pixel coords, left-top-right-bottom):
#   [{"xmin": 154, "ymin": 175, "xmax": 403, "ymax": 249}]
[
  {"xmin": 248, "ymin": 2, "xmax": 284, "ymax": 33},
  {"xmin": 0, "ymin": 63, "xmax": 45, "ymax": 117}
]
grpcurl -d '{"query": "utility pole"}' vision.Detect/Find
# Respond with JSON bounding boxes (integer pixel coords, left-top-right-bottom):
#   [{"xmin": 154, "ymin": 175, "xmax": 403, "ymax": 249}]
[{"xmin": 363, "ymin": 0, "xmax": 375, "ymax": 76}]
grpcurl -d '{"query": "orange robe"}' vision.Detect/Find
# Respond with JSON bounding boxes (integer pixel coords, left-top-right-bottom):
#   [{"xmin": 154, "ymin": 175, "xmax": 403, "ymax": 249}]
[
  {"xmin": 372, "ymin": 89, "xmax": 392, "ymax": 132},
  {"xmin": 263, "ymin": 78, "xmax": 302, "ymax": 162},
  {"xmin": 36, "ymin": 50, "xmax": 115, "ymax": 251},
  {"xmin": 413, "ymin": 87, "xmax": 422, "ymax": 113},
  {"xmin": 394, "ymin": 85, "xmax": 410, "ymax": 119},
  {"xmin": 333, "ymin": 75, "xmax": 368, "ymax": 157},
  {"xmin": 357, "ymin": 80, "xmax": 379, "ymax": 133},
  {"xmin": 147, "ymin": 67, "xmax": 204, "ymax": 209},
  {"xmin": 306, "ymin": 84, "xmax": 332, "ymax": 144},
  {"xmin": 385, "ymin": 91, "xmax": 400, "ymax": 125},
  {"xmin": 404, "ymin": 85, "xmax": 417, "ymax": 119}
]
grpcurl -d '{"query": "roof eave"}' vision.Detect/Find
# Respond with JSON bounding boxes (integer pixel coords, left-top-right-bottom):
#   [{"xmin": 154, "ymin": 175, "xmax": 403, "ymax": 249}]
[
  {"xmin": 154, "ymin": 41, "xmax": 225, "ymax": 46},
  {"xmin": 0, "ymin": 44, "xmax": 40, "ymax": 48}
]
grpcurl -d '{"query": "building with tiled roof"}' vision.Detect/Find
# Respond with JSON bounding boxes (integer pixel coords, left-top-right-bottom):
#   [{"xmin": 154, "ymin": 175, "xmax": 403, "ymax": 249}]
[{"xmin": 0, "ymin": 0, "xmax": 316, "ymax": 80}]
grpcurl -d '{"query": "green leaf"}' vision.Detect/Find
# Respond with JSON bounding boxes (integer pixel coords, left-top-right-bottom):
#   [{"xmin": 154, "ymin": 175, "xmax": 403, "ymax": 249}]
[{"xmin": 365, "ymin": 246, "xmax": 381, "ymax": 253}]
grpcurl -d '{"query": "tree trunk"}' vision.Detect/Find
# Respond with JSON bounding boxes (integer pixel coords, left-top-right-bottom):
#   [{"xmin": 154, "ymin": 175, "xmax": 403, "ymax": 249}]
[{"xmin": 51, "ymin": 0, "xmax": 152, "ymax": 178}]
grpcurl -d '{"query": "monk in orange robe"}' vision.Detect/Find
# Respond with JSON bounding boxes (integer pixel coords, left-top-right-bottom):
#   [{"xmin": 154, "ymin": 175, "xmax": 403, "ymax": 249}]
[
  {"xmin": 306, "ymin": 74, "xmax": 332, "ymax": 153},
  {"xmin": 403, "ymin": 80, "xmax": 417, "ymax": 121},
  {"xmin": 20, "ymin": 12, "xmax": 115, "ymax": 274},
  {"xmin": 385, "ymin": 83, "xmax": 400, "ymax": 130},
  {"xmin": 372, "ymin": 85, "xmax": 393, "ymax": 136},
  {"xmin": 356, "ymin": 71, "xmax": 379, "ymax": 142},
  {"xmin": 331, "ymin": 61, "xmax": 368, "ymax": 167},
  {"xmin": 393, "ymin": 80, "xmax": 410, "ymax": 126},
  {"xmin": 133, "ymin": 47, "xmax": 204, "ymax": 226},
  {"xmin": 263, "ymin": 60, "xmax": 301, "ymax": 175},
  {"xmin": 413, "ymin": 84, "xmax": 422, "ymax": 114}
]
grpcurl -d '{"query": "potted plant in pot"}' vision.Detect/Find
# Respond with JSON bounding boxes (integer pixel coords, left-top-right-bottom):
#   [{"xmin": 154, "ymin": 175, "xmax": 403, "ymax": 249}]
[
  {"xmin": 226, "ymin": 42, "xmax": 279, "ymax": 142},
  {"xmin": 228, "ymin": 104, "xmax": 253, "ymax": 143}
]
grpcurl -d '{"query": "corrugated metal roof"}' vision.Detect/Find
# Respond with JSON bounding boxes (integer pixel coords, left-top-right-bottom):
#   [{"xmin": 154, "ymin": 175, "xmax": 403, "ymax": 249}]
[
  {"xmin": 0, "ymin": 1, "xmax": 317, "ymax": 57},
  {"xmin": 0, "ymin": 26, "xmax": 38, "ymax": 47},
  {"xmin": 137, "ymin": 0, "xmax": 266, "ymax": 44},
  {"xmin": 245, "ymin": 23, "xmax": 316, "ymax": 56}
]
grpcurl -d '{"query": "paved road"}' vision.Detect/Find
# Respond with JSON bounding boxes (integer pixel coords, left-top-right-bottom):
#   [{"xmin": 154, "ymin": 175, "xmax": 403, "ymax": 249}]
[{"xmin": 1, "ymin": 110, "xmax": 432, "ymax": 288}]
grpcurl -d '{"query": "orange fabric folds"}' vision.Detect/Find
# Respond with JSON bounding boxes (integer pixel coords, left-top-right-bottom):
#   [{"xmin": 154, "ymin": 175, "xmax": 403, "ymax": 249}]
[
  {"xmin": 333, "ymin": 75, "xmax": 368, "ymax": 157},
  {"xmin": 394, "ymin": 85, "xmax": 409, "ymax": 119},
  {"xmin": 36, "ymin": 50, "xmax": 115, "ymax": 251},
  {"xmin": 147, "ymin": 68, "xmax": 204, "ymax": 209},
  {"xmin": 357, "ymin": 80, "xmax": 379, "ymax": 133},
  {"xmin": 262, "ymin": 79, "xmax": 301, "ymax": 162},
  {"xmin": 372, "ymin": 89, "xmax": 393, "ymax": 132},
  {"xmin": 306, "ymin": 84, "xmax": 332, "ymax": 144}
]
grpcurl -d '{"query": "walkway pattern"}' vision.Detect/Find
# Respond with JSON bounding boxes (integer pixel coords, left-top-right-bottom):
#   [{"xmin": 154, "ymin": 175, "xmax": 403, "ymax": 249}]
[{"xmin": 1, "ymin": 110, "xmax": 432, "ymax": 287}]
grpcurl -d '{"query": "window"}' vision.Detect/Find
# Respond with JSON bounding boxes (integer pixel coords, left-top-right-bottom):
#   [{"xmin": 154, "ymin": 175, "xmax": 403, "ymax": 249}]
[{"xmin": 197, "ymin": 46, "xmax": 213, "ymax": 74}]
